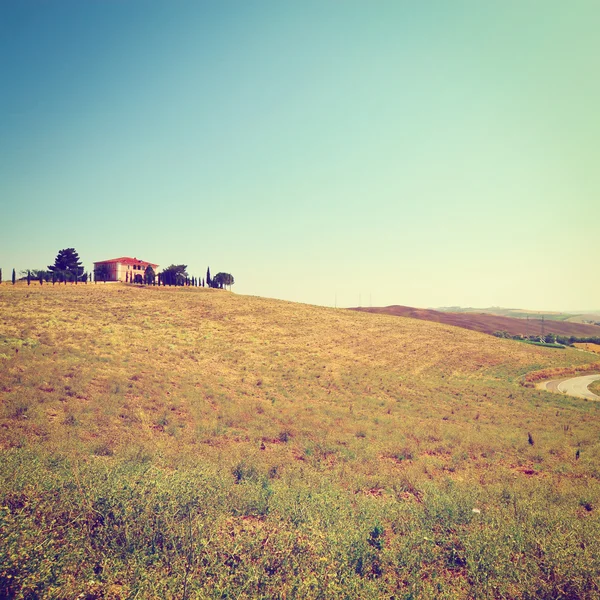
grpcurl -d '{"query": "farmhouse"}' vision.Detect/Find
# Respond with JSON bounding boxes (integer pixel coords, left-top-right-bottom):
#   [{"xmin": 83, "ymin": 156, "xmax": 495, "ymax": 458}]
[{"xmin": 93, "ymin": 257, "xmax": 159, "ymax": 283}]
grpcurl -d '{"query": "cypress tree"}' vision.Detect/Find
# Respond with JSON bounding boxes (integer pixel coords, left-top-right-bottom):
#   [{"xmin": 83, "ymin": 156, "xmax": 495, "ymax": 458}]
[
  {"xmin": 206, "ymin": 267, "xmax": 211, "ymax": 288},
  {"xmin": 27, "ymin": 270, "xmax": 31, "ymax": 285},
  {"xmin": 39, "ymin": 272, "xmax": 43, "ymax": 285},
  {"xmin": 0, "ymin": 268, "xmax": 2, "ymax": 284},
  {"xmin": 12, "ymin": 268, "xmax": 16, "ymax": 285}
]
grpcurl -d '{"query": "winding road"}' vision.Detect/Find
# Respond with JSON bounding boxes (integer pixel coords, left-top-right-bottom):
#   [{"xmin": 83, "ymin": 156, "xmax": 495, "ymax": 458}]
[{"xmin": 541, "ymin": 374, "xmax": 600, "ymax": 400}]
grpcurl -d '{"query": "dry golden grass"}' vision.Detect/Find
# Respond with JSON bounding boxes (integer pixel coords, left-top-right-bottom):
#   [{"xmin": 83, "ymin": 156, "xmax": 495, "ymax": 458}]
[
  {"xmin": 1, "ymin": 282, "xmax": 600, "ymax": 598},
  {"xmin": 574, "ymin": 342, "xmax": 600, "ymax": 354},
  {"xmin": 522, "ymin": 361, "xmax": 600, "ymax": 386},
  {"xmin": 2, "ymin": 282, "xmax": 595, "ymax": 464}
]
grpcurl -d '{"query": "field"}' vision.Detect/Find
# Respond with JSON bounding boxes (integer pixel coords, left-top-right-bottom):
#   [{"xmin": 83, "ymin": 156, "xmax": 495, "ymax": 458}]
[
  {"xmin": 574, "ymin": 343, "xmax": 600, "ymax": 355},
  {"xmin": 351, "ymin": 305, "xmax": 600, "ymax": 339},
  {"xmin": 437, "ymin": 307, "xmax": 600, "ymax": 325},
  {"xmin": 1, "ymin": 284, "xmax": 600, "ymax": 599}
]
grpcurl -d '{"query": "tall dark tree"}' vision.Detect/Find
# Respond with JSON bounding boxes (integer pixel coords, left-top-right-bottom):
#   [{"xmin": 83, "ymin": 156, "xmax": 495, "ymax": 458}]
[
  {"xmin": 144, "ymin": 265, "xmax": 155, "ymax": 285},
  {"xmin": 162, "ymin": 264, "xmax": 188, "ymax": 287},
  {"xmin": 212, "ymin": 272, "xmax": 235, "ymax": 290},
  {"xmin": 48, "ymin": 248, "xmax": 84, "ymax": 282},
  {"xmin": 0, "ymin": 268, "xmax": 2, "ymax": 284},
  {"xmin": 206, "ymin": 267, "xmax": 212, "ymax": 288},
  {"xmin": 27, "ymin": 270, "xmax": 31, "ymax": 285},
  {"xmin": 12, "ymin": 268, "xmax": 16, "ymax": 285},
  {"xmin": 39, "ymin": 272, "xmax": 43, "ymax": 285}
]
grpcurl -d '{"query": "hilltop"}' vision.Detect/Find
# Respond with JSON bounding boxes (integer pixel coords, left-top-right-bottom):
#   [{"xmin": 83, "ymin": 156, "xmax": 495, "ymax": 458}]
[
  {"xmin": 1, "ymin": 284, "xmax": 600, "ymax": 598},
  {"xmin": 350, "ymin": 304, "xmax": 600, "ymax": 339}
]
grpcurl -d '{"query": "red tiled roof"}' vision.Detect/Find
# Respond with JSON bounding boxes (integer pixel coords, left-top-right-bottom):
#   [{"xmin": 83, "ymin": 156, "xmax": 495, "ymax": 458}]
[{"xmin": 94, "ymin": 257, "xmax": 159, "ymax": 267}]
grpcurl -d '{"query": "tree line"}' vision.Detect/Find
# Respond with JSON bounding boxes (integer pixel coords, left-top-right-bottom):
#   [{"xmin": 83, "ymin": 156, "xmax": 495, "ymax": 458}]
[
  {"xmin": 1, "ymin": 248, "xmax": 235, "ymax": 290},
  {"xmin": 493, "ymin": 330, "xmax": 600, "ymax": 346}
]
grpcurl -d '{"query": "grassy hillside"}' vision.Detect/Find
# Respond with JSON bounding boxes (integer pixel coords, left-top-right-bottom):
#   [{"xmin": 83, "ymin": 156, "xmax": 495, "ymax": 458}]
[
  {"xmin": 1, "ymin": 284, "xmax": 600, "ymax": 599},
  {"xmin": 351, "ymin": 305, "xmax": 600, "ymax": 339}
]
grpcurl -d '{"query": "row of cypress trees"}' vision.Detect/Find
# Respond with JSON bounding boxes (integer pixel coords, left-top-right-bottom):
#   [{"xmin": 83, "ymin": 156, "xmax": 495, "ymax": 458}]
[
  {"xmin": 1, "ymin": 265, "xmax": 232, "ymax": 288},
  {"xmin": 0, "ymin": 268, "xmax": 90, "ymax": 285}
]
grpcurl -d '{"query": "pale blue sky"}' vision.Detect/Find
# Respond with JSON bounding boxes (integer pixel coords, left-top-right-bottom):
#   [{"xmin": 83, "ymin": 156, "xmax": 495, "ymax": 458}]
[{"xmin": 2, "ymin": 1, "xmax": 599, "ymax": 310}]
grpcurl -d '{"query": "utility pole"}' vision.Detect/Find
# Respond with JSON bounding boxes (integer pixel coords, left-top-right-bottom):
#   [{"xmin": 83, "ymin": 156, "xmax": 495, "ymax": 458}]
[{"xmin": 541, "ymin": 315, "xmax": 545, "ymax": 339}]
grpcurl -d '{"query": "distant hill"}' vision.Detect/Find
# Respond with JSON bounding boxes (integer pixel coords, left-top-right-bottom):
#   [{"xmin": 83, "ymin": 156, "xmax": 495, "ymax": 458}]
[
  {"xmin": 350, "ymin": 305, "xmax": 600, "ymax": 338},
  {"xmin": 437, "ymin": 306, "xmax": 600, "ymax": 326}
]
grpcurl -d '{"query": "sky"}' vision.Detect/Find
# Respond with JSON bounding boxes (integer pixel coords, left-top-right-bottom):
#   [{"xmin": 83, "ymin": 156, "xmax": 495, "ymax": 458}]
[{"xmin": 2, "ymin": 1, "xmax": 599, "ymax": 311}]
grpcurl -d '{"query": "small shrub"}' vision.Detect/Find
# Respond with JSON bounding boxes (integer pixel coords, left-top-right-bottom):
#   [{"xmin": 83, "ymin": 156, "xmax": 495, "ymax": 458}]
[
  {"xmin": 62, "ymin": 414, "xmax": 77, "ymax": 426},
  {"xmin": 231, "ymin": 461, "xmax": 259, "ymax": 483},
  {"xmin": 278, "ymin": 430, "xmax": 292, "ymax": 443},
  {"xmin": 93, "ymin": 443, "xmax": 113, "ymax": 457}
]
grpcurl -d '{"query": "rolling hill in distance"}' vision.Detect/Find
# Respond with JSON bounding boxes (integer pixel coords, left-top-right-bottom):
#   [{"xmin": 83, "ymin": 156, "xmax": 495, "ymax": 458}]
[
  {"xmin": 350, "ymin": 305, "xmax": 600, "ymax": 339},
  {"xmin": 1, "ymin": 283, "xmax": 600, "ymax": 598},
  {"xmin": 437, "ymin": 306, "xmax": 600, "ymax": 325}
]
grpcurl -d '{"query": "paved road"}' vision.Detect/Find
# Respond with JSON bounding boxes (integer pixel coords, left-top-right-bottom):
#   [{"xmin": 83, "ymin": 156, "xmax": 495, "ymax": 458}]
[{"xmin": 542, "ymin": 374, "xmax": 600, "ymax": 400}]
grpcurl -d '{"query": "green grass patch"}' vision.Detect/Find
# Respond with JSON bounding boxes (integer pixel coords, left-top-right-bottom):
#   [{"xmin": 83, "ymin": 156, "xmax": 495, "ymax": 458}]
[{"xmin": 522, "ymin": 340, "xmax": 566, "ymax": 349}]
